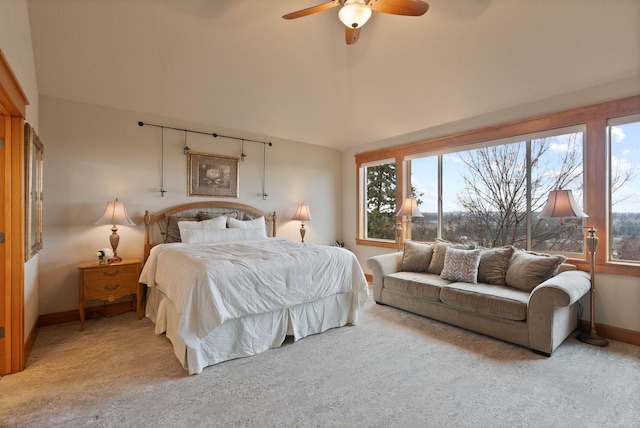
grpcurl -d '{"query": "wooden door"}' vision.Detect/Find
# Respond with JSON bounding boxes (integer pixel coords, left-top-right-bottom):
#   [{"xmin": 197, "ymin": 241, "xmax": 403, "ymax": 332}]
[{"xmin": 0, "ymin": 50, "xmax": 29, "ymax": 374}]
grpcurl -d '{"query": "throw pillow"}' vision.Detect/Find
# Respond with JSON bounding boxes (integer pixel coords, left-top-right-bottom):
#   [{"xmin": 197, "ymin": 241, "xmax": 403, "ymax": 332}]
[
  {"xmin": 477, "ymin": 246, "xmax": 514, "ymax": 285},
  {"xmin": 427, "ymin": 242, "xmax": 450, "ymax": 274},
  {"xmin": 505, "ymin": 250, "xmax": 567, "ymax": 292},
  {"xmin": 427, "ymin": 241, "xmax": 475, "ymax": 274},
  {"xmin": 440, "ymin": 248, "xmax": 483, "ymax": 283},
  {"xmin": 227, "ymin": 216, "xmax": 265, "ymax": 230},
  {"xmin": 400, "ymin": 241, "xmax": 434, "ymax": 272}
]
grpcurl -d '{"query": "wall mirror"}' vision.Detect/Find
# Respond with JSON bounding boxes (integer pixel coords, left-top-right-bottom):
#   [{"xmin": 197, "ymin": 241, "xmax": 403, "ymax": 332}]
[{"xmin": 25, "ymin": 123, "xmax": 43, "ymax": 260}]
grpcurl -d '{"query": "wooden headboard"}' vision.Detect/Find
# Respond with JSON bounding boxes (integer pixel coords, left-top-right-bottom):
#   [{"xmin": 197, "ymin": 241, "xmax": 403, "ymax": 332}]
[{"xmin": 143, "ymin": 201, "xmax": 276, "ymax": 261}]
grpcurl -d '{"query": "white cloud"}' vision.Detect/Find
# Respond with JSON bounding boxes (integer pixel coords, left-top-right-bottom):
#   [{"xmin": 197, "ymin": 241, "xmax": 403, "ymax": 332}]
[
  {"xmin": 549, "ymin": 142, "xmax": 568, "ymax": 152},
  {"xmin": 611, "ymin": 126, "xmax": 626, "ymax": 143}
]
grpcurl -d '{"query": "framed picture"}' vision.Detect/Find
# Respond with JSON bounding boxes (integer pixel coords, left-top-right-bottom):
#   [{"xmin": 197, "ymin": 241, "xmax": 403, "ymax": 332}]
[
  {"xmin": 24, "ymin": 123, "xmax": 44, "ymax": 260},
  {"xmin": 188, "ymin": 152, "xmax": 239, "ymax": 197}
]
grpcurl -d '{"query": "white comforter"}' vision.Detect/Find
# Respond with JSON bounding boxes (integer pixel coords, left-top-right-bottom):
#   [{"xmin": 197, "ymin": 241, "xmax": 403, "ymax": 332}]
[{"xmin": 139, "ymin": 238, "xmax": 369, "ymax": 349}]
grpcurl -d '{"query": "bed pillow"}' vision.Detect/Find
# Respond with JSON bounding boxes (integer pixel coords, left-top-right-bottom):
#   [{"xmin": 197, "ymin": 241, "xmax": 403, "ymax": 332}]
[
  {"xmin": 505, "ymin": 250, "xmax": 567, "ymax": 292},
  {"xmin": 227, "ymin": 216, "xmax": 265, "ymax": 230},
  {"xmin": 440, "ymin": 248, "xmax": 483, "ymax": 284},
  {"xmin": 477, "ymin": 246, "xmax": 514, "ymax": 285},
  {"xmin": 164, "ymin": 215, "xmax": 199, "ymax": 243},
  {"xmin": 181, "ymin": 227, "xmax": 267, "ymax": 244},
  {"xmin": 177, "ymin": 215, "xmax": 227, "ymax": 237},
  {"xmin": 400, "ymin": 241, "xmax": 434, "ymax": 272}
]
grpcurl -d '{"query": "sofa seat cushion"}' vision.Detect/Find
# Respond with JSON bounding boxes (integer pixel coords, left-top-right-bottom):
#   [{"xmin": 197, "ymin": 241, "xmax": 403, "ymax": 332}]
[
  {"xmin": 384, "ymin": 272, "xmax": 451, "ymax": 302},
  {"xmin": 439, "ymin": 282, "xmax": 529, "ymax": 321}
]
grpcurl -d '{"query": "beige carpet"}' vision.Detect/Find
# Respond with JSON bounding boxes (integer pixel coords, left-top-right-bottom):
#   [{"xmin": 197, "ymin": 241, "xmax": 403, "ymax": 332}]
[{"xmin": 1, "ymin": 295, "xmax": 638, "ymax": 428}]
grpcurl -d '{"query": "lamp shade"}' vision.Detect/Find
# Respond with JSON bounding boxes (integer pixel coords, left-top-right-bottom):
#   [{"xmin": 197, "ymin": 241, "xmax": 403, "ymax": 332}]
[
  {"xmin": 95, "ymin": 198, "xmax": 135, "ymax": 226},
  {"xmin": 395, "ymin": 197, "xmax": 423, "ymax": 217},
  {"xmin": 338, "ymin": 0, "xmax": 372, "ymax": 29},
  {"xmin": 292, "ymin": 203, "xmax": 313, "ymax": 222},
  {"xmin": 539, "ymin": 189, "xmax": 587, "ymax": 219}
]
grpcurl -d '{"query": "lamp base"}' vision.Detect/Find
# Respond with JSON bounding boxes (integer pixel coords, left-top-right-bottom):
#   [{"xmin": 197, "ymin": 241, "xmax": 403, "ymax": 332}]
[{"xmin": 577, "ymin": 329, "xmax": 609, "ymax": 347}]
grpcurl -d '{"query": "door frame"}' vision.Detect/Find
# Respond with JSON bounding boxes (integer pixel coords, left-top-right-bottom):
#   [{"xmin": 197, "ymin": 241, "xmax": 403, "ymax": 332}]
[{"xmin": 0, "ymin": 49, "xmax": 29, "ymax": 375}]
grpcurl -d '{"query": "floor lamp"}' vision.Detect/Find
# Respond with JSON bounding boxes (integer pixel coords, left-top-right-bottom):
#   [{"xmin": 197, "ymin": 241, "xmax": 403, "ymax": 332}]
[
  {"xmin": 395, "ymin": 197, "xmax": 424, "ymax": 251},
  {"xmin": 540, "ymin": 189, "xmax": 608, "ymax": 347}
]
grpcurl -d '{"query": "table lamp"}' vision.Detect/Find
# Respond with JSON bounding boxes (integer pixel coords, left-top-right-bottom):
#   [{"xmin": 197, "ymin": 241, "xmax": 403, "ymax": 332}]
[{"xmin": 95, "ymin": 198, "xmax": 135, "ymax": 262}]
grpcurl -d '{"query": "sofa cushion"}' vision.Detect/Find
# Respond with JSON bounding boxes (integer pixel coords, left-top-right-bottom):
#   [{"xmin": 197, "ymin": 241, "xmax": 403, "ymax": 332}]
[
  {"xmin": 400, "ymin": 241, "xmax": 434, "ymax": 272},
  {"xmin": 477, "ymin": 246, "xmax": 514, "ymax": 285},
  {"xmin": 505, "ymin": 250, "xmax": 567, "ymax": 292},
  {"xmin": 440, "ymin": 282, "xmax": 529, "ymax": 321},
  {"xmin": 384, "ymin": 272, "xmax": 451, "ymax": 302},
  {"xmin": 440, "ymin": 248, "xmax": 482, "ymax": 283}
]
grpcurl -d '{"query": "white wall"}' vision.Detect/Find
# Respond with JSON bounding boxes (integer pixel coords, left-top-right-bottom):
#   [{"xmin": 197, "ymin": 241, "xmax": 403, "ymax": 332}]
[
  {"xmin": 343, "ymin": 80, "xmax": 640, "ymax": 334},
  {"xmin": 0, "ymin": 0, "xmax": 40, "ymax": 341},
  {"xmin": 38, "ymin": 96, "xmax": 342, "ymax": 315}
]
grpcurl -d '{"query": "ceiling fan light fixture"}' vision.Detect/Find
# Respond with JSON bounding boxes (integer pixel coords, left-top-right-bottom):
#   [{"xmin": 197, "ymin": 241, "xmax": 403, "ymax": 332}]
[{"xmin": 338, "ymin": 0, "xmax": 372, "ymax": 29}]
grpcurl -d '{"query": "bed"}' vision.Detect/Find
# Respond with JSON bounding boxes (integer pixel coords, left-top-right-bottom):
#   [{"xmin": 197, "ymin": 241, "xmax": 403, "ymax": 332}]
[{"xmin": 139, "ymin": 201, "xmax": 369, "ymax": 374}]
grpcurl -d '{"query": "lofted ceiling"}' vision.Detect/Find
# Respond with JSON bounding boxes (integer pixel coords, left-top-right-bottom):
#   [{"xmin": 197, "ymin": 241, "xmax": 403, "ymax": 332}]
[{"xmin": 27, "ymin": 0, "xmax": 640, "ymax": 151}]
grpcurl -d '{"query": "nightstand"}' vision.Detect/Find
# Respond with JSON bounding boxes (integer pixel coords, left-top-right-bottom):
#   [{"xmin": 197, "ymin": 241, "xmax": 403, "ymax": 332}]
[{"xmin": 77, "ymin": 257, "xmax": 142, "ymax": 331}]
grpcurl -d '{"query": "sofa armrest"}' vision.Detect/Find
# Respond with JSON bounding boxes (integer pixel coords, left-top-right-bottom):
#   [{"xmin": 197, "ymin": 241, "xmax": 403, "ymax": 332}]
[
  {"xmin": 366, "ymin": 252, "xmax": 403, "ymax": 302},
  {"xmin": 528, "ymin": 270, "xmax": 591, "ymax": 354}
]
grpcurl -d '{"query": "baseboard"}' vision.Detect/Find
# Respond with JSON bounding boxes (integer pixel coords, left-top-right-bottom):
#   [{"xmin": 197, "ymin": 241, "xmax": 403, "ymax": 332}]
[
  {"xmin": 24, "ymin": 320, "xmax": 38, "ymax": 366},
  {"xmin": 580, "ymin": 321, "xmax": 640, "ymax": 347},
  {"xmin": 37, "ymin": 301, "xmax": 137, "ymax": 328}
]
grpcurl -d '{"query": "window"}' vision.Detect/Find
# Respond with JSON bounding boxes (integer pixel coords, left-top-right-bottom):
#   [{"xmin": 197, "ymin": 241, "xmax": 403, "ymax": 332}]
[
  {"xmin": 355, "ymin": 95, "xmax": 640, "ymax": 275},
  {"xmin": 361, "ymin": 160, "xmax": 396, "ymax": 241},
  {"xmin": 608, "ymin": 115, "xmax": 640, "ymax": 263},
  {"xmin": 408, "ymin": 128, "xmax": 584, "ymax": 251}
]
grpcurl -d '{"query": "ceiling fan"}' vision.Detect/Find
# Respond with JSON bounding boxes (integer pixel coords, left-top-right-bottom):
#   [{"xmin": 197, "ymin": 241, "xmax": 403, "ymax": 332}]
[{"xmin": 283, "ymin": 0, "xmax": 429, "ymax": 45}]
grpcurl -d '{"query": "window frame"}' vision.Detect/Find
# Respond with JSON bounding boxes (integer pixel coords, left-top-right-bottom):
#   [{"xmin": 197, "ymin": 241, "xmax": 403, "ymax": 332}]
[{"xmin": 355, "ymin": 95, "xmax": 640, "ymax": 276}]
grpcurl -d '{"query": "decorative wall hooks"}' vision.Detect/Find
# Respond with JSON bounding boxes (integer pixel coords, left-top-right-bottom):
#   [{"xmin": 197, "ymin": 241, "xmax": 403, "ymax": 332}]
[{"xmin": 138, "ymin": 121, "xmax": 272, "ymax": 199}]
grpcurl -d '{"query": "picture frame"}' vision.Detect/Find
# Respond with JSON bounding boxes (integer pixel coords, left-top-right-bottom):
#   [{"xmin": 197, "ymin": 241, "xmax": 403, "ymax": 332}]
[
  {"xmin": 187, "ymin": 152, "xmax": 239, "ymax": 198},
  {"xmin": 24, "ymin": 123, "xmax": 44, "ymax": 260}
]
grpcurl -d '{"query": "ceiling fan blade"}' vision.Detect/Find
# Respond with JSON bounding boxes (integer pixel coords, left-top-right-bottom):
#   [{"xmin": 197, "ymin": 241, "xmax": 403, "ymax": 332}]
[
  {"xmin": 367, "ymin": 0, "xmax": 429, "ymax": 16},
  {"xmin": 283, "ymin": 0, "xmax": 341, "ymax": 20},
  {"xmin": 345, "ymin": 26, "xmax": 361, "ymax": 45}
]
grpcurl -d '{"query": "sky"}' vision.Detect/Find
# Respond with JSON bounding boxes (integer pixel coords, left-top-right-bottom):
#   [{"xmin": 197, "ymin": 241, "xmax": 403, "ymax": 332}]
[{"xmin": 411, "ymin": 119, "xmax": 640, "ymax": 214}]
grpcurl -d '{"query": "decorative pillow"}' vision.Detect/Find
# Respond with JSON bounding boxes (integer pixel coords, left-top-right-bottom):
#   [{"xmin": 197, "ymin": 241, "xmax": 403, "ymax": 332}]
[
  {"xmin": 427, "ymin": 241, "xmax": 474, "ymax": 274},
  {"xmin": 400, "ymin": 241, "xmax": 434, "ymax": 272},
  {"xmin": 177, "ymin": 215, "xmax": 227, "ymax": 238},
  {"xmin": 440, "ymin": 248, "xmax": 483, "ymax": 283},
  {"xmin": 505, "ymin": 250, "xmax": 567, "ymax": 292},
  {"xmin": 181, "ymin": 227, "xmax": 267, "ymax": 244},
  {"xmin": 477, "ymin": 246, "xmax": 514, "ymax": 285},
  {"xmin": 164, "ymin": 215, "xmax": 198, "ymax": 243},
  {"xmin": 227, "ymin": 216, "xmax": 265, "ymax": 230}
]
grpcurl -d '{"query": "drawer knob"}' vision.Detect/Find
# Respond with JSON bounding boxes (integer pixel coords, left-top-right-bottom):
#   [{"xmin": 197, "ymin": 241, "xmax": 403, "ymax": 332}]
[
  {"xmin": 103, "ymin": 269, "xmax": 120, "ymax": 277},
  {"xmin": 104, "ymin": 283, "xmax": 120, "ymax": 291}
]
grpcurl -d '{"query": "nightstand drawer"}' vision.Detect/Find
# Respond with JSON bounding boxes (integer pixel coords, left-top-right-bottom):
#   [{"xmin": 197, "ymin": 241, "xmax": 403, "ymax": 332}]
[{"xmin": 83, "ymin": 266, "xmax": 138, "ymax": 296}]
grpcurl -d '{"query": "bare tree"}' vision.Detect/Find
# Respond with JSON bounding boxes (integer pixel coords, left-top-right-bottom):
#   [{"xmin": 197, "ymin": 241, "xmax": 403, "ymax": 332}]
[{"xmin": 454, "ymin": 134, "xmax": 583, "ymax": 249}]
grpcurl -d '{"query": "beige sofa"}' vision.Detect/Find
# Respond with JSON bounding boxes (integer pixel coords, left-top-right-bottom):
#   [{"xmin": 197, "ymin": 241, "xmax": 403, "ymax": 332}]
[{"xmin": 367, "ymin": 242, "xmax": 591, "ymax": 356}]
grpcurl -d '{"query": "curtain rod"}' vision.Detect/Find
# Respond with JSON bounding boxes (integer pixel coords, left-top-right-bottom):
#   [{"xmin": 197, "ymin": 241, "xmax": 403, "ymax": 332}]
[{"xmin": 138, "ymin": 121, "xmax": 273, "ymax": 146}]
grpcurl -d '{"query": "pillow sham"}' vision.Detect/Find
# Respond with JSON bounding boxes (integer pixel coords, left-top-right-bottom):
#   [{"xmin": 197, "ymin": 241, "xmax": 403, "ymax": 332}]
[
  {"xmin": 177, "ymin": 215, "xmax": 227, "ymax": 238},
  {"xmin": 181, "ymin": 227, "xmax": 267, "ymax": 244},
  {"xmin": 440, "ymin": 248, "xmax": 483, "ymax": 283},
  {"xmin": 505, "ymin": 250, "xmax": 567, "ymax": 292},
  {"xmin": 400, "ymin": 241, "xmax": 434, "ymax": 272},
  {"xmin": 164, "ymin": 215, "xmax": 199, "ymax": 243},
  {"xmin": 477, "ymin": 246, "xmax": 514, "ymax": 285},
  {"xmin": 227, "ymin": 216, "xmax": 265, "ymax": 230}
]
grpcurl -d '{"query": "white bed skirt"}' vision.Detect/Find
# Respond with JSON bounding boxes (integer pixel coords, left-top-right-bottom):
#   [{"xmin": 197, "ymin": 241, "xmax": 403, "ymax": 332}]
[{"xmin": 146, "ymin": 286, "xmax": 361, "ymax": 375}]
